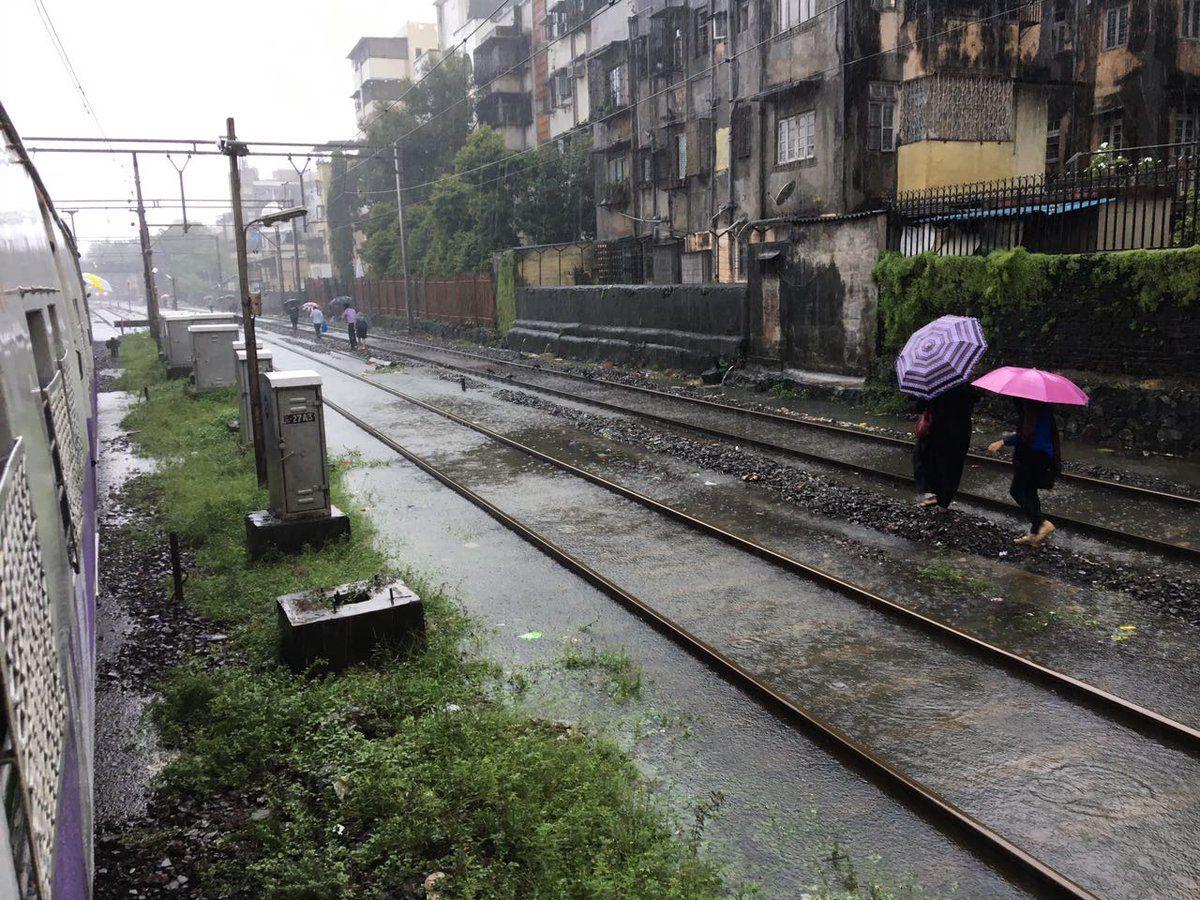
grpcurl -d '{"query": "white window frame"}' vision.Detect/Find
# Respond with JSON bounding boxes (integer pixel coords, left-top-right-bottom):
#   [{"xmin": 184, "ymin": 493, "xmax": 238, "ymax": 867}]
[
  {"xmin": 676, "ymin": 132, "xmax": 687, "ymax": 180},
  {"xmin": 777, "ymin": 110, "xmax": 816, "ymax": 164},
  {"xmin": 1104, "ymin": 4, "xmax": 1128, "ymax": 49},
  {"xmin": 608, "ymin": 65, "xmax": 625, "ymax": 106},
  {"xmin": 1102, "ymin": 114, "xmax": 1123, "ymax": 151},
  {"xmin": 867, "ymin": 83, "xmax": 896, "ymax": 152},
  {"xmin": 1175, "ymin": 111, "xmax": 1197, "ymax": 156},
  {"xmin": 777, "ymin": 0, "xmax": 816, "ymax": 34}
]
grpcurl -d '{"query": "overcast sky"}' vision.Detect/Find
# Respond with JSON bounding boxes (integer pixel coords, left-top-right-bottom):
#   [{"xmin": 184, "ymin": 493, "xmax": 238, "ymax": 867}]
[{"xmin": 4, "ymin": 0, "xmax": 438, "ymax": 247}]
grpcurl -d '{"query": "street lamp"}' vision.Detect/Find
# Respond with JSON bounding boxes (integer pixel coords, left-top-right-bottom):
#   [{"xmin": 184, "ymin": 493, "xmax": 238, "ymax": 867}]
[{"xmin": 238, "ymin": 202, "xmax": 307, "ymax": 484}]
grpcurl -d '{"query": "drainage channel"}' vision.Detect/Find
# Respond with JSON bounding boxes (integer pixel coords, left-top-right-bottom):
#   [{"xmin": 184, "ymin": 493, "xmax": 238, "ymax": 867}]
[
  {"xmin": 270, "ymin": 336, "xmax": 1200, "ymax": 900},
  {"xmin": 258, "ymin": 319, "xmax": 1198, "ymax": 562}
]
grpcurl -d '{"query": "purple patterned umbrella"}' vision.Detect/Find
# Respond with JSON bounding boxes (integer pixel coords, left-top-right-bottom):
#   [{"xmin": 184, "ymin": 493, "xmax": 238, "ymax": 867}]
[{"xmin": 896, "ymin": 315, "xmax": 987, "ymax": 399}]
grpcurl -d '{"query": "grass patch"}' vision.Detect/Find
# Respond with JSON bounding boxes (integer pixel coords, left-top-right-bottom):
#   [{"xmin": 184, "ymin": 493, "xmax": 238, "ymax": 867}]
[
  {"xmin": 114, "ymin": 331, "xmax": 167, "ymax": 392},
  {"xmin": 916, "ymin": 562, "xmax": 991, "ymax": 595},
  {"xmin": 114, "ymin": 330, "xmax": 726, "ymax": 898},
  {"xmin": 560, "ymin": 646, "xmax": 644, "ymax": 702}
]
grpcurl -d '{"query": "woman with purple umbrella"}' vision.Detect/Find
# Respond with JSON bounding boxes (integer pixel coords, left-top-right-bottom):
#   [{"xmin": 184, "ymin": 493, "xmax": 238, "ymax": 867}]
[
  {"xmin": 977, "ymin": 367, "xmax": 1089, "ymax": 546},
  {"xmin": 897, "ymin": 316, "xmax": 988, "ymax": 511}
]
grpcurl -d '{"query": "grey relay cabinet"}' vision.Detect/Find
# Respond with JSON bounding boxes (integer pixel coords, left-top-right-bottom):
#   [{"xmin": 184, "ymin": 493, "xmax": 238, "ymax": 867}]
[
  {"xmin": 261, "ymin": 369, "xmax": 330, "ymax": 520},
  {"xmin": 163, "ymin": 312, "xmax": 237, "ymax": 374},
  {"xmin": 246, "ymin": 369, "xmax": 350, "ymax": 558},
  {"xmin": 235, "ymin": 348, "xmax": 273, "ymax": 450},
  {"xmin": 188, "ymin": 323, "xmax": 239, "ymax": 390}
]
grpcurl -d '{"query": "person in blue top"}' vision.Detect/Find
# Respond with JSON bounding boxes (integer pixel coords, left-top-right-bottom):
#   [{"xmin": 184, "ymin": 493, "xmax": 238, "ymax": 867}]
[{"xmin": 987, "ymin": 398, "xmax": 1061, "ymax": 545}]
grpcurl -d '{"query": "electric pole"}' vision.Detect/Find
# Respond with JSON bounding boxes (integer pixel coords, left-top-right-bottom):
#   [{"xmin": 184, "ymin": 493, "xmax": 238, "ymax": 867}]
[
  {"xmin": 273, "ymin": 223, "xmax": 285, "ymax": 293},
  {"xmin": 290, "ymin": 196, "xmax": 303, "ymax": 299},
  {"xmin": 222, "ymin": 117, "xmax": 268, "ymax": 485},
  {"xmin": 132, "ymin": 152, "xmax": 162, "ymax": 347},
  {"xmin": 393, "ymin": 140, "xmax": 415, "ymax": 331}
]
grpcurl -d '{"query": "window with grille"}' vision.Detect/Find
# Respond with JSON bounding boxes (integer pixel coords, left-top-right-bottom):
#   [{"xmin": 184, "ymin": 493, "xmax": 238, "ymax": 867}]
[
  {"xmin": 607, "ymin": 154, "xmax": 627, "ymax": 184},
  {"xmin": 713, "ymin": 11, "xmax": 728, "ymax": 41},
  {"xmin": 737, "ymin": 0, "xmax": 750, "ymax": 31},
  {"xmin": 777, "ymin": 0, "xmax": 816, "ymax": 33},
  {"xmin": 1175, "ymin": 112, "xmax": 1197, "ymax": 157},
  {"xmin": 607, "ymin": 66, "xmax": 625, "ymax": 106},
  {"xmin": 1051, "ymin": 3, "xmax": 1070, "ymax": 51},
  {"xmin": 676, "ymin": 132, "xmax": 688, "ymax": 180},
  {"xmin": 1101, "ymin": 113, "xmax": 1123, "ymax": 150},
  {"xmin": 1104, "ymin": 4, "xmax": 1128, "ymax": 49},
  {"xmin": 778, "ymin": 110, "xmax": 815, "ymax": 164},
  {"xmin": 1184, "ymin": 0, "xmax": 1200, "ymax": 38},
  {"xmin": 867, "ymin": 83, "xmax": 896, "ymax": 151},
  {"xmin": 694, "ymin": 7, "xmax": 709, "ymax": 56},
  {"xmin": 1046, "ymin": 125, "xmax": 1060, "ymax": 164}
]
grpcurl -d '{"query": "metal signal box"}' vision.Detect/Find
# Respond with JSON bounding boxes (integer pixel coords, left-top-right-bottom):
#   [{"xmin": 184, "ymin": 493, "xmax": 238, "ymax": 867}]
[
  {"xmin": 165, "ymin": 312, "xmax": 236, "ymax": 372},
  {"xmin": 188, "ymin": 323, "xmax": 239, "ymax": 391},
  {"xmin": 235, "ymin": 348, "xmax": 273, "ymax": 449},
  {"xmin": 260, "ymin": 369, "xmax": 330, "ymax": 521}
]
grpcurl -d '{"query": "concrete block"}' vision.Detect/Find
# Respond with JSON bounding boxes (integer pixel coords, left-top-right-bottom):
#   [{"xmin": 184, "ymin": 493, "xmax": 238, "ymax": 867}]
[
  {"xmin": 245, "ymin": 505, "xmax": 350, "ymax": 559},
  {"xmin": 277, "ymin": 577, "xmax": 425, "ymax": 672}
]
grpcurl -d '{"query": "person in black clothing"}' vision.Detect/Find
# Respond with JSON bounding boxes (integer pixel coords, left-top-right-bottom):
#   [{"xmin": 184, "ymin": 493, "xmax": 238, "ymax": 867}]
[
  {"xmin": 285, "ymin": 299, "xmax": 300, "ymax": 331},
  {"xmin": 912, "ymin": 383, "xmax": 980, "ymax": 511},
  {"xmin": 988, "ymin": 398, "xmax": 1060, "ymax": 545}
]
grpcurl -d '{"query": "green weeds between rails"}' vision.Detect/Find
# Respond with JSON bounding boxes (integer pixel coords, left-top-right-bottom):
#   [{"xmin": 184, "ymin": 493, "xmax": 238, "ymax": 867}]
[{"xmin": 114, "ymin": 333, "xmax": 726, "ymax": 898}]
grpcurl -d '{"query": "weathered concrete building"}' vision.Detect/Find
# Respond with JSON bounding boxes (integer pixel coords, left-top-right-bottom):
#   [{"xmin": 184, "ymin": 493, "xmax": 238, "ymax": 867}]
[{"xmin": 1047, "ymin": 0, "xmax": 1200, "ymax": 172}]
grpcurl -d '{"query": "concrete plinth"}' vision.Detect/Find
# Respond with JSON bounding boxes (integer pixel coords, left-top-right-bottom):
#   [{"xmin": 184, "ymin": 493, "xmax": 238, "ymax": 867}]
[
  {"xmin": 277, "ymin": 578, "xmax": 425, "ymax": 672},
  {"xmin": 245, "ymin": 506, "xmax": 351, "ymax": 559}
]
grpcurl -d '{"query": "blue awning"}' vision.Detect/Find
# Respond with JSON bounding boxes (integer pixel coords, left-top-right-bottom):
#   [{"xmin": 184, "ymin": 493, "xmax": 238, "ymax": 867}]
[{"xmin": 916, "ymin": 197, "xmax": 1113, "ymax": 224}]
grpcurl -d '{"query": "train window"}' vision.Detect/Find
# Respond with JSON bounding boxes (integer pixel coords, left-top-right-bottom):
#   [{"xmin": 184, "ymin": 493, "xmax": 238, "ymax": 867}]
[
  {"xmin": 24, "ymin": 311, "xmax": 55, "ymax": 389},
  {"xmin": 46, "ymin": 303, "xmax": 65, "ymax": 359},
  {"xmin": 76, "ymin": 349, "xmax": 84, "ymax": 380}
]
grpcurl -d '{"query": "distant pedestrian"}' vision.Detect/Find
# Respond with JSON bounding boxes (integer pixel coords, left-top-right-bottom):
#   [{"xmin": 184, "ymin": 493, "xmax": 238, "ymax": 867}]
[
  {"xmin": 310, "ymin": 305, "xmax": 325, "ymax": 339},
  {"xmin": 343, "ymin": 303, "xmax": 359, "ymax": 351},
  {"xmin": 912, "ymin": 383, "xmax": 980, "ymax": 511},
  {"xmin": 286, "ymin": 299, "xmax": 300, "ymax": 331},
  {"xmin": 354, "ymin": 312, "xmax": 369, "ymax": 350},
  {"xmin": 988, "ymin": 399, "xmax": 1061, "ymax": 545}
]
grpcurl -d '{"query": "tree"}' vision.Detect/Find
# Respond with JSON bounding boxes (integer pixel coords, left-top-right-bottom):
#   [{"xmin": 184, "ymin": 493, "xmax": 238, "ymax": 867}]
[
  {"xmin": 327, "ymin": 151, "xmax": 357, "ymax": 285},
  {"xmin": 513, "ymin": 134, "xmax": 595, "ymax": 245}
]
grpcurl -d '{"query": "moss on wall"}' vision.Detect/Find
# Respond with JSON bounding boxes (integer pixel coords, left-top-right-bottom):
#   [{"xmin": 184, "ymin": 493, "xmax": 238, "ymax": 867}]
[
  {"xmin": 873, "ymin": 247, "xmax": 1200, "ymax": 376},
  {"xmin": 496, "ymin": 250, "xmax": 518, "ymax": 336}
]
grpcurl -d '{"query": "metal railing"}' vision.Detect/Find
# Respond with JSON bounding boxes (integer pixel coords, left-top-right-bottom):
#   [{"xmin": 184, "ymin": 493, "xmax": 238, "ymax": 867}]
[{"xmin": 886, "ymin": 151, "xmax": 1200, "ymax": 256}]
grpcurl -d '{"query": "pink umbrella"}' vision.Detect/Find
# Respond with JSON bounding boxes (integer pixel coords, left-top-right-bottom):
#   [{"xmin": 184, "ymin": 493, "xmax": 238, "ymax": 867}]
[{"xmin": 972, "ymin": 366, "xmax": 1089, "ymax": 406}]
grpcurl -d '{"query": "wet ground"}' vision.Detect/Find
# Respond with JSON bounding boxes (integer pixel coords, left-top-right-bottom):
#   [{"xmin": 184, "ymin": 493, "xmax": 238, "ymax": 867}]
[
  {"xmin": 322, "ymin": 407, "xmax": 1026, "ymax": 898},
  {"xmin": 261, "ymin": 335, "xmax": 1200, "ymax": 898}
]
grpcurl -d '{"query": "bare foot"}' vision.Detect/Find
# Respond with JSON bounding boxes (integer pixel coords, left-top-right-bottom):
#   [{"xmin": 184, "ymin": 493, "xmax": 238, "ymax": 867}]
[
  {"xmin": 1014, "ymin": 533, "xmax": 1035, "ymax": 545},
  {"xmin": 918, "ymin": 494, "xmax": 939, "ymax": 507},
  {"xmin": 1031, "ymin": 521, "xmax": 1056, "ymax": 545}
]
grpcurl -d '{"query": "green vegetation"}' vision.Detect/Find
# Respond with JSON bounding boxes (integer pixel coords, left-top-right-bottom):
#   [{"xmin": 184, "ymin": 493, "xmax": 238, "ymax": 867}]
[
  {"xmin": 916, "ymin": 562, "xmax": 990, "ymax": 596},
  {"xmin": 873, "ymin": 246, "xmax": 1200, "ymax": 353},
  {"xmin": 559, "ymin": 646, "xmax": 644, "ymax": 702},
  {"xmin": 113, "ymin": 332, "xmax": 726, "ymax": 898},
  {"xmin": 349, "ymin": 53, "xmax": 593, "ymax": 280},
  {"xmin": 495, "ymin": 249, "xmax": 518, "ymax": 335}
]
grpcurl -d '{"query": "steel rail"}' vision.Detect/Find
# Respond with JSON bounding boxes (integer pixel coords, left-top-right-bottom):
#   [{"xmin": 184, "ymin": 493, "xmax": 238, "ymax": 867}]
[
  {"xmin": 317, "ymin": 392, "xmax": 1097, "ymax": 900},
  {"xmin": 271, "ymin": 336, "xmax": 1200, "ymax": 759},
  {"xmin": 259, "ymin": 320, "xmax": 1199, "ymax": 562},
  {"xmin": 346, "ymin": 328, "xmax": 1199, "ymax": 509}
]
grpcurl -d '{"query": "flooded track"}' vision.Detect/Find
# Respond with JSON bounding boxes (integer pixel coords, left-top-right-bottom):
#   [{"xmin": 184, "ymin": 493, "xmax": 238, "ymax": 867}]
[
  {"xmin": 265, "ymin": 334, "xmax": 1200, "ymax": 898},
  {"xmin": 262, "ymin": 320, "xmax": 1198, "ymax": 561}
]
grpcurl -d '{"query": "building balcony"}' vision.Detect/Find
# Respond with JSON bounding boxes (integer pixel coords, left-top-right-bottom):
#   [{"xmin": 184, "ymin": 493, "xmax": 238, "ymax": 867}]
[
  {"xmin": 476, "ymin": 91, "xmax": 533, "ymax": 128},
  {"xmin": 473, "ymin": 26, "xmax": 531, "ymax": 85}
]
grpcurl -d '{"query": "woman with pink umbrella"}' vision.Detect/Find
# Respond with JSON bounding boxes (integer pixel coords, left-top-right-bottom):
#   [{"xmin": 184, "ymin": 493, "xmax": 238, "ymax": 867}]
[{"xmin": 976, "ymin": 367, "xmax": 1089, "ymax": 546}]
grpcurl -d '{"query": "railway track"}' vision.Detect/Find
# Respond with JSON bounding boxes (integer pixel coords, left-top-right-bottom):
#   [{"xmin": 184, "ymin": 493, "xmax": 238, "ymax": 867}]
[
  {"xmin": 266, "ymin": 333, "xmax": 1200, "ymax": 899},
  {"xmin": 258, "ymin": 318, "xmax": 1199, "ymax": 562}
]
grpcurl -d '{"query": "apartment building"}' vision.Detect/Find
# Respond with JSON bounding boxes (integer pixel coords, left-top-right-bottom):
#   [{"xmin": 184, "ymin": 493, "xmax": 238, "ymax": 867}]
[{"xmin": 348, "ymin": 22, "xmax": 441, "ymax": 127}]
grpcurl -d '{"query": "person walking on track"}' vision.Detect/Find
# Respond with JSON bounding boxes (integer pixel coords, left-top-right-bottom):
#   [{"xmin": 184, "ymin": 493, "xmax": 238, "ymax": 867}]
[
  {"xmin": 355, "ymin": 311, "xmax": 369, "ymax": 351},
  {"xmin": 988, "ymin": 398, "xmax": 1061, "ymax": 545},
  {"xmin": 343, "ymin": 303, "xmax": 359, "ymax": 351},
  {"xmin": 309, "ymin": 305, "xmax": 324, "ymax": 340},
  {"xmin": 913, "ymin": 382, "xmax": 981, "ymax": 511}
]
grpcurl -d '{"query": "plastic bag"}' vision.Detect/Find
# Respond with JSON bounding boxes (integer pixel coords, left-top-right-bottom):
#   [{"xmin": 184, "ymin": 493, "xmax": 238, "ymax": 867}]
[
  {"xmin": 914, "ymin": 410, "xmax": 933, "ymax": 439},
  {"xmin": 321, "ymin": 321, "xmax": 329, "ymax": 333}
]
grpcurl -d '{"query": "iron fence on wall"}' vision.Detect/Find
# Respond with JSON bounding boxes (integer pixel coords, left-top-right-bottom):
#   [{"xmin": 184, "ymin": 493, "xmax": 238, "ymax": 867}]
[
  {"xmin": 886, "ymin": 153, "xmax": 1200, "ymax": 256},
  {"xmin": 305, "ymin": 273, "xmax": 496, "ymax": 327},
  {"xmin": 513, "ymin": 237, "xmax": 653, "ymax": 286}
]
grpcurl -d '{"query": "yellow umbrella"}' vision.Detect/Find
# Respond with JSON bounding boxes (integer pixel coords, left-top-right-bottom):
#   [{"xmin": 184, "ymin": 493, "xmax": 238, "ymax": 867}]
[{"xmin": 82, "ymin": 272, "xmax": 112, "ymax": 293}]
